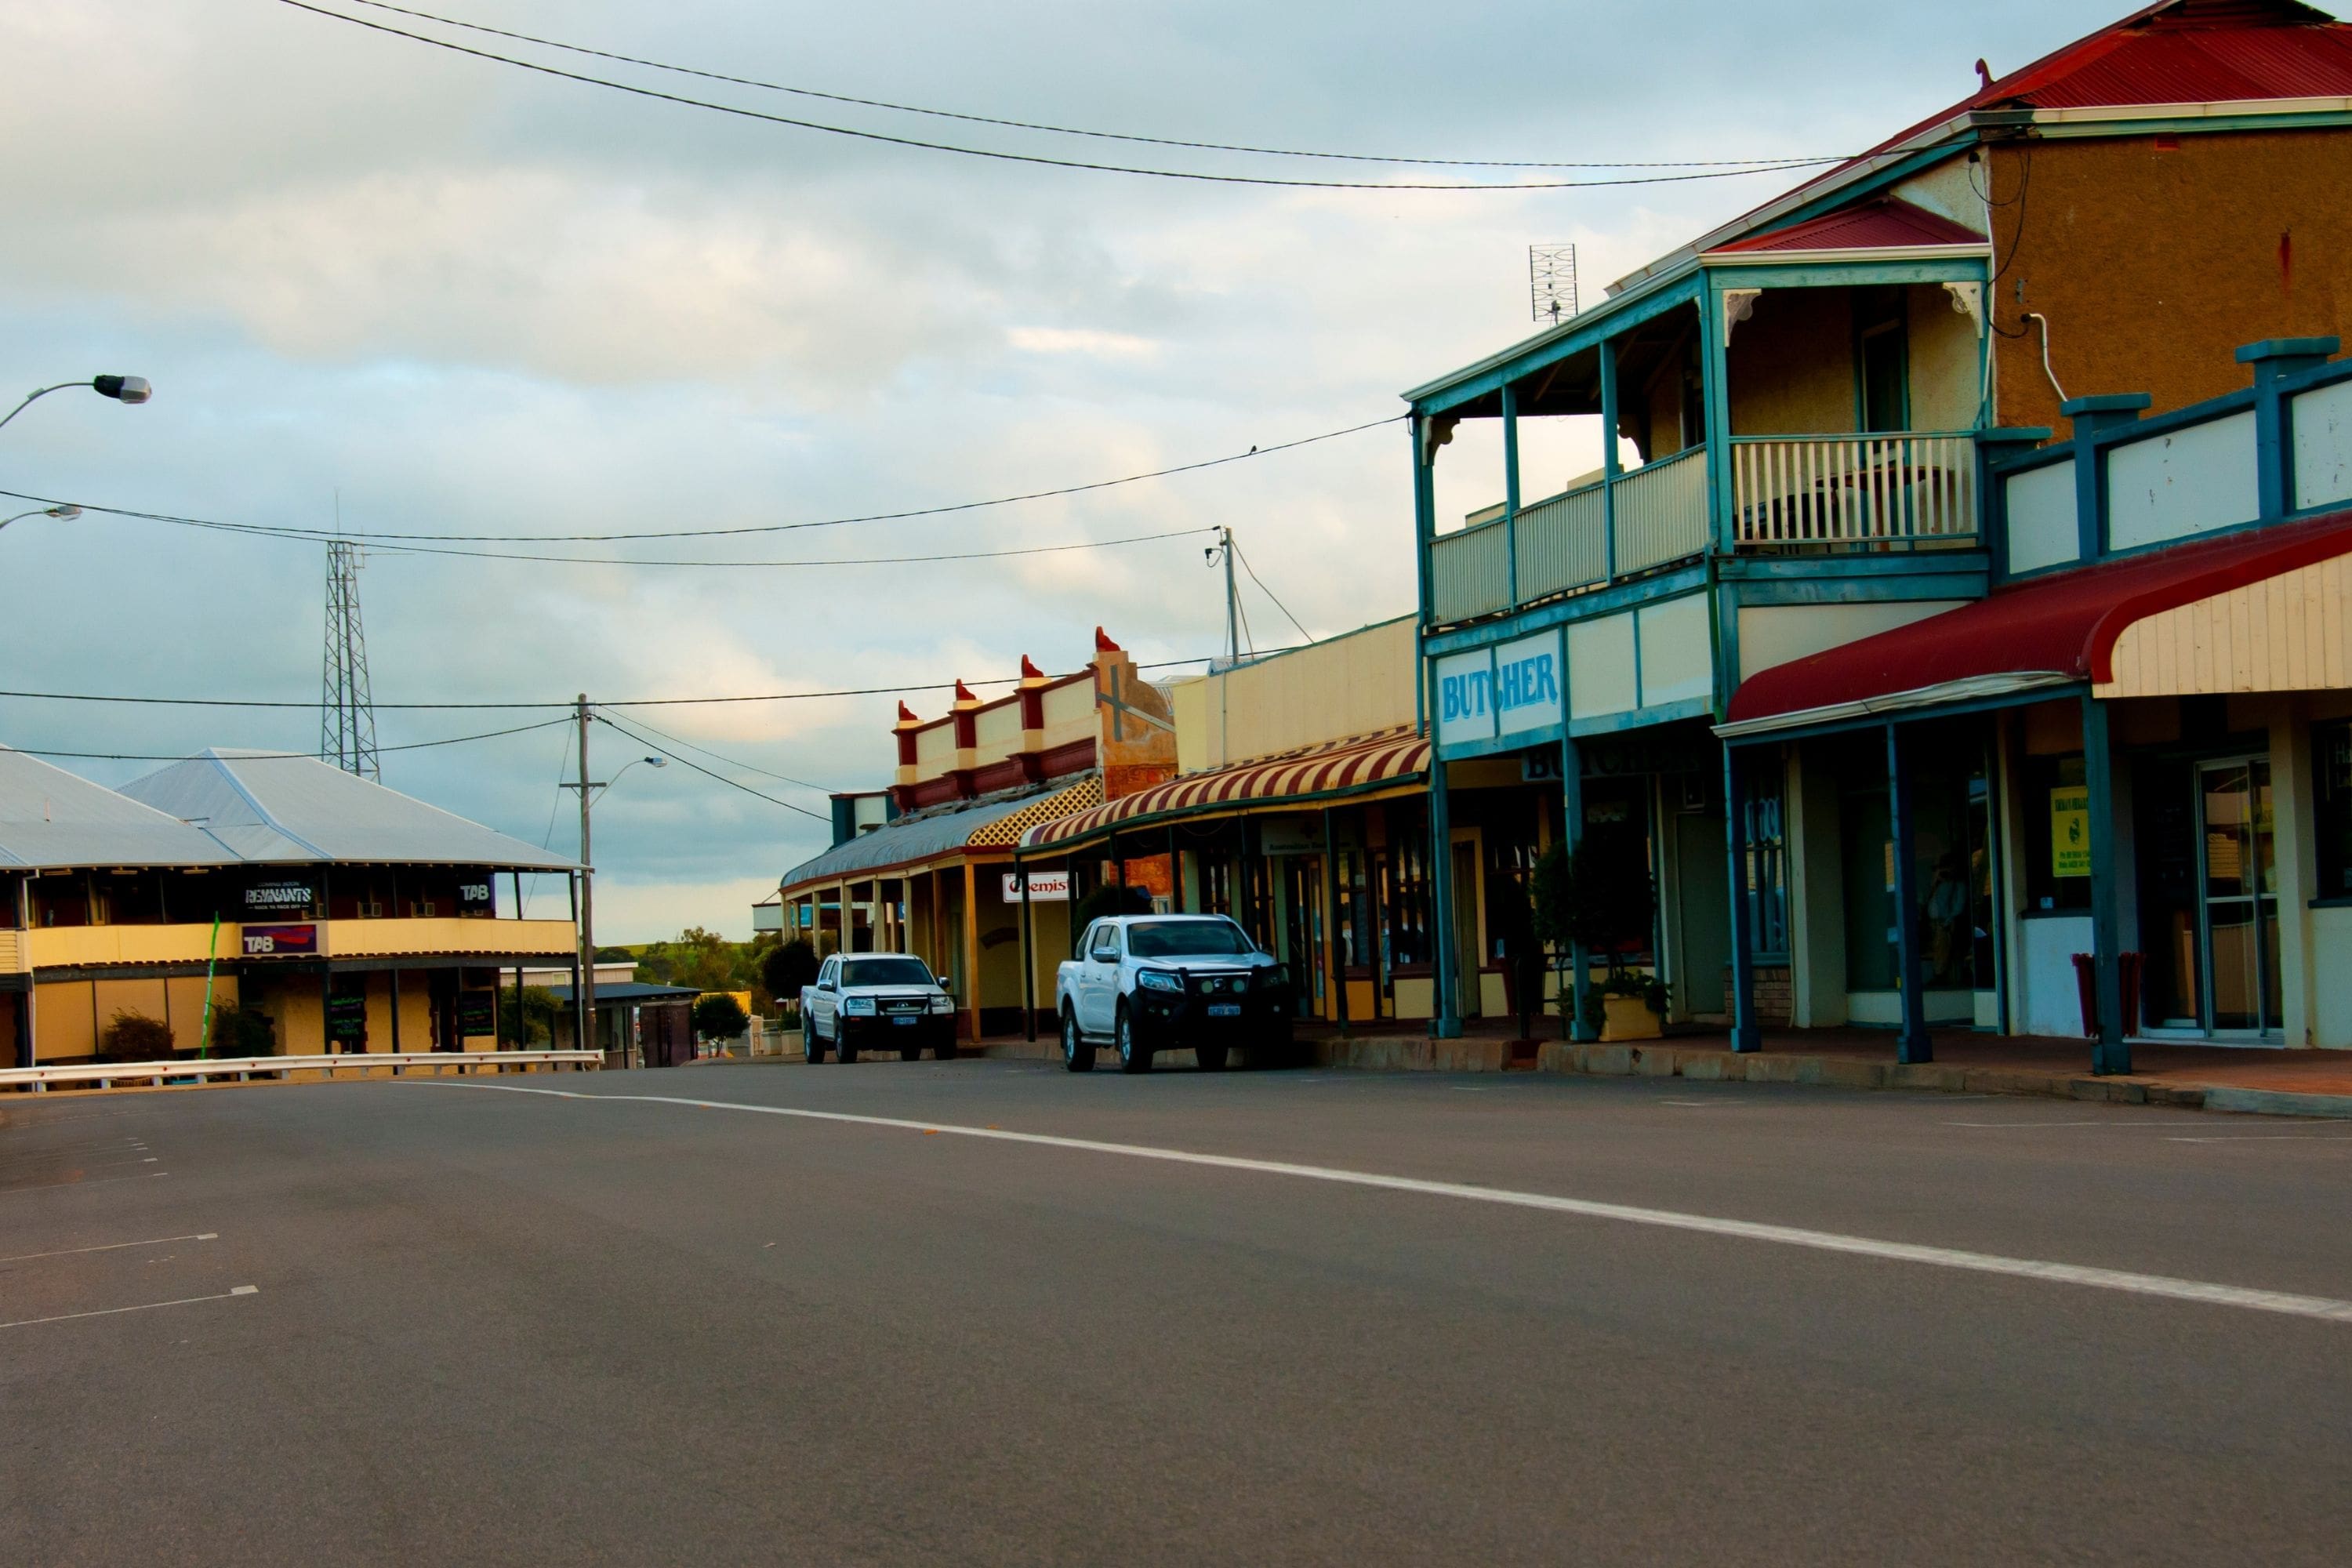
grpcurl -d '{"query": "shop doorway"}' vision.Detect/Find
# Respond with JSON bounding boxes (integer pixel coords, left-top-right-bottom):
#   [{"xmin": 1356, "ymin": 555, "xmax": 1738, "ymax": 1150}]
[
  {"xmin": 1450, "ymin": 840, "xmax": 1483, "ymax": 1019},
  {"xmin": 1280, "ymin": 855, "xmax": 1327, "ymax": 1020},
  {"xmin": 2137, "ymin": 755, "xmax": 2281, "ymax": 1037}
]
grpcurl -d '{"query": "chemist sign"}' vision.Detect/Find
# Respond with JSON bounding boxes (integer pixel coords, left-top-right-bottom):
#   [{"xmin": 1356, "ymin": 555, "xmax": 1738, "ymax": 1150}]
[{"xmin": 2050, "ymin": 787, "xmax": 2091, "ymax": 879}]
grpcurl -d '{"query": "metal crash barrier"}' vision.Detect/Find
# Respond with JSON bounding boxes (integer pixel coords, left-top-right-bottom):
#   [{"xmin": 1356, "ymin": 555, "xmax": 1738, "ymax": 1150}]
[{"xmin": 0, "ymin": 1051, "xmax": 602, "ymax": 1093}]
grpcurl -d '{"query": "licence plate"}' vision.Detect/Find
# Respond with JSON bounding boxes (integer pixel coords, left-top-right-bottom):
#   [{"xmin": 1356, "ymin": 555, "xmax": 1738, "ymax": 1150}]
[
  {"xmin": 892, "ymin": 1015, "xmax": 916, "ymax": 1026},
  {"xmin": 1207, "ymin": 1004, "xmax": 1243, "ymax": 1018}
]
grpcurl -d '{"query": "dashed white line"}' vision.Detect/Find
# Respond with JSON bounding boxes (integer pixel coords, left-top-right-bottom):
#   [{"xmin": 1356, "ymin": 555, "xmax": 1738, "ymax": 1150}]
[
  {"xmin": 0, "ymin": 1233, "xmax": 217, "ymax": 1265},
  {"xmin": 0, "ymin": 1285, "xmax": 257, "ymax": 1332},
  {"xmin": 410, "ymin": 1080, "xmax": 2352, "ymax": 1327},
  {"xmin": 0, "ymin": 1171, "xmax": 169, "ymax": 1196}
]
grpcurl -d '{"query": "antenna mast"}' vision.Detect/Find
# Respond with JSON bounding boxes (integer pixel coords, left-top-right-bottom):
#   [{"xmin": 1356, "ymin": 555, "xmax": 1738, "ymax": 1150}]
[
  {"xmin": 320, "ymin": 539, "xmax": 380, "ymax": 781},
  {"xmin": 1529, "ymin": 244, "xmax": 1579, "ymax": 327}
]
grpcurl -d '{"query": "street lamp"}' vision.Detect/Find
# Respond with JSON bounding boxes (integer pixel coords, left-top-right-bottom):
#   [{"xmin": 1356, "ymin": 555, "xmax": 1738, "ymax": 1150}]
[
  {"xmin": 0, "ymin": 504, "xmax": 82, "ymax": 534},
  {"xmin": 0, "ymin": 376, "xmax": 154, "ymax": 437}
]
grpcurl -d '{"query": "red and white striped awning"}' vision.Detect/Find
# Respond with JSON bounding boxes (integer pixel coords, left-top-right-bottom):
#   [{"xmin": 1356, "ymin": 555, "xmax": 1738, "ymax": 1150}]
[{"xmin": 1018, "ymin": 727, "xmax": 1429, "ymax": 852}]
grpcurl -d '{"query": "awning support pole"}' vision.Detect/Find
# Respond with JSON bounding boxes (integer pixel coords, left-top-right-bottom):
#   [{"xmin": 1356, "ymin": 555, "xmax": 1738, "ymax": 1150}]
[
  {"xmin": 1563, "ymin": 735, "xmax": 1594, "ymax": 1044},
  {"xmin": 1431, "ymin": 742, "xmax": 1462, "ymax": 1040},
  {"xmin": 1887, "ymin": 724, "xmax": 1933, "ymax": 1063},
  {"xmin": 1323, "ymin": 807, "xmax": 1349, "ymax": 1036},
  {"xmin": 1018, "ymin": 851, "xmax": 1036, "ymax": 1044},
  {"xmin": 2082, "ymin": 695, "xmax": 2131, "ymax": 1075},
  {"xmin": 1723, "ymin": 744, "xmax": 1762, "ymax": 1053}
]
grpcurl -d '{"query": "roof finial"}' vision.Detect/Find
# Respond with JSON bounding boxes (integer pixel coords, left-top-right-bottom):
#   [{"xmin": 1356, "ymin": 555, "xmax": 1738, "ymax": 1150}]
[
  {"xmin": 1094, "ymin": 626, "xmax": 1122, "ymax": 654},
  {"xmin": 1976, "ymin": 58, "xmax": 1994, "ymax": 91},
  {"xmin": 1020, "ymin": 654, "xmax": 1045, "ymax": 680}
]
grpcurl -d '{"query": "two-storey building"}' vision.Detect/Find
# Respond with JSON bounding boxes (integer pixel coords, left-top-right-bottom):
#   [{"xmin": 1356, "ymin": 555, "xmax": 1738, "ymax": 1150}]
[
  {"xmin": 2, "ymin": 745, "xmax": 579, "ymax": 1067},
  {"xmin": 1407, "ymin": 0, "xmax": 2352, "ymax": 1066}
]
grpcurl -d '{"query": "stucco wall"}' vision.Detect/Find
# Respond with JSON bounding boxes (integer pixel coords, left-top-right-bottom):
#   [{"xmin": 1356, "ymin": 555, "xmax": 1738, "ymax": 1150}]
[
  {"xmin": 1990, "ymin": 129, "xmax": 2352, "ymax": 437},
  {"xmin": 1727, "ymin": 286, "xmax": 1856, "ymax": 437}
]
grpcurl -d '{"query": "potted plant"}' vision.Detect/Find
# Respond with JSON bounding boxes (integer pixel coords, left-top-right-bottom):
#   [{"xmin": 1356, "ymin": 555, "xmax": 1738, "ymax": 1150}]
[{"xmin": 1530, "ymin": 823, "xmax": 1662, "ymax": 1041}]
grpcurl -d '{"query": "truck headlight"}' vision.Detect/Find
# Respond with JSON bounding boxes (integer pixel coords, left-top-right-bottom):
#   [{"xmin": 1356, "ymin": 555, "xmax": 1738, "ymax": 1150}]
[
  {"xmin": 844, "ymin": 996, "xmax": 877, "ymax": 1016},
  {"xmin": 1134, "ymin": 968, "xmax": 1184, "ymax": 994},
  {"xmin": 930, "ymin": 995, "xmax": 955, "ymax": 1014}
]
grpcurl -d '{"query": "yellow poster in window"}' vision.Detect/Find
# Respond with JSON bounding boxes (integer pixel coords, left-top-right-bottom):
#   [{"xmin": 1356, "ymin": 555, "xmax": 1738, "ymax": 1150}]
[{"xmin": 2050, "ymin": 787, "xmax": 2091, "ymax": 879}]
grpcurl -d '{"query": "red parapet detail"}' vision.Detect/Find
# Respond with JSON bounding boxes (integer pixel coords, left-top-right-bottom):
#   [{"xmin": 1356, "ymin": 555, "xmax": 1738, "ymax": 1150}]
[
  {"xmin": 953, "ymin": 679, "xmax": 978, "ymax": 704},
  {"xmin": 1020, "ymin": 654, "xmax": 1046, "ymax": 680},
  {"xmin": 1094, "ymin": 626, "xmax": 1122, "ymax": 653},
  {"xmin": 895, "ymin": 701, "xmax": 920, "ymax": 724}
]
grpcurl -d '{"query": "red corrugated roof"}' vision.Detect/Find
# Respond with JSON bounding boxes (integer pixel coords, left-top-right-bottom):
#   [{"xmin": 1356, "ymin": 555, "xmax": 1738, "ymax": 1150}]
[
  {"xmin": 1712, "ymin": 2, "xmax": 2352, "ymax": 255},
  {"xmin": 1725, "ymin": 510, "xmax": 2352, "ymax": 724},
  {"xmin": 1710, "ymin": 198, "xmax": 1987, "ymax": 255}
]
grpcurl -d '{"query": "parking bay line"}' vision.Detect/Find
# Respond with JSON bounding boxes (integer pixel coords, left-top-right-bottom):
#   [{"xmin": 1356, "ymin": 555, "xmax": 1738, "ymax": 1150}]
[
  {"xmin": 0, "ymin": 1286, "xmax": 256, "ymax": 1333},
  {"xmin": 410, "ymin": 1080, "xmax": 2352, "ymax": 1327},
  {"xmin": 0, "ymin": 1233, "xmax": 218, "ymax": 1266}
]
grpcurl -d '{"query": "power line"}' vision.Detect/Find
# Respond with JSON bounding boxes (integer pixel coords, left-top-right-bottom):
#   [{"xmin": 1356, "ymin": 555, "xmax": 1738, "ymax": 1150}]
[
  {"xmin": 593, "ymin": 713, "xmax": 829, "ymax": 821},
  {"xmin": 602, "ymin": 709, "xmax": 839, "ymax": 797},
  {"xmin": 275, "ymin": 1, "xmax": 1845, "ymax": 192},
  {"xmin": 332, "ymin": 0, "xmax": 1853, "ymax": 173},
  {"xmin": 1, "ymin": 716, "xmax": 574, "ymax": 764},
  {"xmin": 1, "ymin": 416, "xmax": 1397, "ymax": 545},
  {"xmin": 0, "ymin": 652, "xmax": 1318, "ymax": 714},
  {"xmin": 1230, "ymin": 537, "xmax": 1311, "ymax": 644}
]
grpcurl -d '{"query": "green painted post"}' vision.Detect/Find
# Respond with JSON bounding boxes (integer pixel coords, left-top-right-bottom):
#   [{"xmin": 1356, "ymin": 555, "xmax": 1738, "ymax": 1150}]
[{"xmin": 198, "ymin": 914, "xmax": 220, "ymax": 1058}]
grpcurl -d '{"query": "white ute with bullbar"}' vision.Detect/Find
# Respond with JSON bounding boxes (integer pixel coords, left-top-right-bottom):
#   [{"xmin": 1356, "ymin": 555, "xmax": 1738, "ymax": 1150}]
[{"xmin": 1054, "ymin": 914, "xmax": 1294, "ymax": 1074}]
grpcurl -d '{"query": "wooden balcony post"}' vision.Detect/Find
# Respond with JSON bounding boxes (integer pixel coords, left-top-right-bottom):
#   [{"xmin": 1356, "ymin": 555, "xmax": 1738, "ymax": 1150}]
[
  {"xmin": 1598, "ymin": 339, "xmax": 1621, "ymax": 579},
  {"xmin": 1501, "ymin": 382, "xmax": 1521, "ymax": 608}
]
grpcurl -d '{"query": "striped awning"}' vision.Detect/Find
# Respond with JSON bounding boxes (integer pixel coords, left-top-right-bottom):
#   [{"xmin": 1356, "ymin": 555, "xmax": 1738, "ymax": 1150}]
[{"xmin": 1018, "ymin": 727, "xmax": 1429, "ymax": 852}]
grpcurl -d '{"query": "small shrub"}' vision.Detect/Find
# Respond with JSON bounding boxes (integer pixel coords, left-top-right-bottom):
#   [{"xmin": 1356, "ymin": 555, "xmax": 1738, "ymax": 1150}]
[
  {"xmin": 692, "ymin": 993, "xmax": 750, "ymax": 1041},
  {"xmin": 102, "ymin": 1012, "xmax": 177, "ymax": 1063},
  {"xmin": 210, "ymin": 1005, "xmax": 277, "ymax": 1058},
  {"xmin": 760, "ymin": 938, "xmax": 819, "ymax": 1004}
]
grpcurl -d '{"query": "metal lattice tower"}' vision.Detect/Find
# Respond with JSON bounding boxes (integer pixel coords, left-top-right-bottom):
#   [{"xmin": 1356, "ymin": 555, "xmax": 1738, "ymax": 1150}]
[
  {"xmin": 1529, "ymin": 244, "xmax": 1579, "ymax": 327},
  {"xmin": 320, "ymin": 539, "xmax": 380, "ymax": 781}
]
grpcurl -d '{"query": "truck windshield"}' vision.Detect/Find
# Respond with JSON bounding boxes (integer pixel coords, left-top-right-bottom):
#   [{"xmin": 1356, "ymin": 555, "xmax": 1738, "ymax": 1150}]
[
  {"xmin": 841, "ymin": 958, "xmax": 934, "ymax": 987},
  {"xmin": 1126, "ymin": 920, "xmax": 1254, "ymax": 958}
]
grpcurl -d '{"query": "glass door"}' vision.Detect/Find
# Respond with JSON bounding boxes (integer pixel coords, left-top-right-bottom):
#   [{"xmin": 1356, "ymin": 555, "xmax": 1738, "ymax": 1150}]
[
  {"xmin": 2197, "ymin": 759, "xmax": 2281, "ymax": 1036},
  {"xmin": 1281, "ymin": 855, "xmax": 1326, "ymax": 1020}
]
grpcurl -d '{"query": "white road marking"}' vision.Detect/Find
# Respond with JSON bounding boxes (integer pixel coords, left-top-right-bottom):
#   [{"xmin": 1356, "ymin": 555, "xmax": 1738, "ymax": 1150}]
[
  {"xmin": 1661, "ymin": 1098, "xmax": 1740, "ymax": 1108},
  {"xmin": 1945, "ymin": 1120, "xmax": 2117, "ymax": 1129},
  {"xmin": 2167, "ymin": 1133, "xmax": 2352, "ymax": 1144},
  {"xmin": 412, "ymin": 1081, "xmax": 2352, "ymax": 1327},
  {"xmin": 0, "ymin": 1285, "xmax": 257, "ymax": 1332},
  {"xmin": 0, "ymin": 1233, "xmax": 216, "ymax": 1265}
]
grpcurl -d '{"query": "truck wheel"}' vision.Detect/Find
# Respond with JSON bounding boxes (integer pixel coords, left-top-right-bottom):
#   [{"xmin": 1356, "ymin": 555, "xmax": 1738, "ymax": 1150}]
[
  {"xmin": 936, "ymin": 1040, "xmax": 957, "ymax": 1062},
  {"xmin": 840, "ymin": 1039, "xmax": 859, "ymax": 1065},
  {"xmin": 1196, "ymin": 1042, "xmax": 1229, "ymax": 1072},
  {"xmin": 1061, "ymin": 1009, "xmax": 1094, "ymax": 1073},
  {"xmin": 804, "ymin": 1020, "xmax": 825, "ymax": 1063},
  {"xmin": 1116, "ymin": 1007, "xmax": 1152, "ymax": 1074},
  {"xmin": 898, "ymin": 1042, "xmax": 922, "ymax": 1062}
]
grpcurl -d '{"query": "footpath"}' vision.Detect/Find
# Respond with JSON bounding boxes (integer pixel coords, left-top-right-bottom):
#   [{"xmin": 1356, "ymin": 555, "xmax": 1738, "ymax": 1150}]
[{"xmin": 973, "ymin": 1023, "xmax": 2352, "ymax": 1121}]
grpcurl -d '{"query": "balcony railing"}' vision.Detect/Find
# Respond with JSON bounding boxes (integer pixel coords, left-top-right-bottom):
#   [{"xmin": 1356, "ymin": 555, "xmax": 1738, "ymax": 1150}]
[
  {"xmin": 1431, "ymin": 445, "xmax": 1713, "ymax": 625},
  {"xmin": 1730, "ymin": 433, "xmax": 1978, "ymax": 550}
]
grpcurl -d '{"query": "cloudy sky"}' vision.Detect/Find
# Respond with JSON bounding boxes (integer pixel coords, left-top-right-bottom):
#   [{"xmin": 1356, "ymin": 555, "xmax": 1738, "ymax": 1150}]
[{"xmin": 2, "ymin": 0, "xmax": 2143, "ymax": 941}]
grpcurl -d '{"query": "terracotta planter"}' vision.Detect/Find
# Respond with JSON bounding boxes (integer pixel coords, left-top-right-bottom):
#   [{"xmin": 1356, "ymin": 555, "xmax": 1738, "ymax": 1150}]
[{"xmin": 1599, "ymin": 996, "xmax": 1663, "ymax": 1041}]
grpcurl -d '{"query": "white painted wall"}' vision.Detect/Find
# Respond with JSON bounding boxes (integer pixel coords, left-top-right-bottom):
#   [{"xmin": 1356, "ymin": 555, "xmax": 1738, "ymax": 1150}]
[
  {"xmin": 1567, "ymin": 613, "xmax": 1637, "ymax": 720},
  {"xmin": 1635, "ymin": 595, "xmax": 1713, "ymax": 708},
  {"xmin": 2015, "ymin": 915, "xmax": 2093, "ymax": 1039},
  {"xmin": 1737, "ymin": 601, "xmax": 1969, "ymax": 683},
  {"xmin": 2292, "ymin": 379, "xmax": 2352, "ymax": 512},
  {"xmin": 2314, "ymin": 908, "xmax": 2352, "ymax": 1049},
  {"xmin": 2005, "ymin": 459, "xmax": 2079, "ymax": 572},
  {"xmin": 2107, "ymin": 410, "xmax": 2258, "ymax": 552}
]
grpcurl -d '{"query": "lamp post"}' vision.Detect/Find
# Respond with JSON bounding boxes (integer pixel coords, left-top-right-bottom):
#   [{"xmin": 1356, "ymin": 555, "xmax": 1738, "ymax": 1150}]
[
  {"xmin": 564, "ymin": 705, "xmax": 666, "ymax": 1068},
  {"xmin": 0, "ymin": 504, "xmax": 82, "ymax": 534},
  {"xmin": 0, "ymin": 376, "xmax": 153, "ymax": 437}
]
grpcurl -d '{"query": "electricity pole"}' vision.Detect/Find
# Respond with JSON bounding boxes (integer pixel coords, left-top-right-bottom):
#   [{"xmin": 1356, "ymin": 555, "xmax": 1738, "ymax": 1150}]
[
  {"xmin": 1221, "ymin": 525, "xmax": 1239, "ymax": 664},
  {"xmin": 573, "ymin": 695, "xmax": 598, "ymax": 1065}
]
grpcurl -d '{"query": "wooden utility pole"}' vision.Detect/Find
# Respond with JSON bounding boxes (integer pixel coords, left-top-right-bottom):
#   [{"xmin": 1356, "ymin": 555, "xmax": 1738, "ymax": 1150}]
[{"xmin": 575, "ymin": 694, "xmax": 597, "ymax": 1063}]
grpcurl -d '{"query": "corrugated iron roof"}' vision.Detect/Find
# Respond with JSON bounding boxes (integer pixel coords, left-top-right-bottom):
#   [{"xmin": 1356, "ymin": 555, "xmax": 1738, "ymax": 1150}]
[
  {"xmin": 779, "ymin": 775, "xmax": 1101, "ymax": 891},
  {"xmin": 118, "ymin": 751, "xmax": 577, "ymax": 871},
  {"xmin": 1710, "ymin": 198, "xmax": 1987, "ymax": 255},
  {"xmin": 0, "ymin": 746, "xmax": 238, "ymax": 871}
]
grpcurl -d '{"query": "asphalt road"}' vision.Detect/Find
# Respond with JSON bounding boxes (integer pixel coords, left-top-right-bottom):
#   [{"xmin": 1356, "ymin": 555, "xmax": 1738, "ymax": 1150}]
[{"xmin": 5, "ymin": 1059, "xmax": 2350, "ymax": 1566}]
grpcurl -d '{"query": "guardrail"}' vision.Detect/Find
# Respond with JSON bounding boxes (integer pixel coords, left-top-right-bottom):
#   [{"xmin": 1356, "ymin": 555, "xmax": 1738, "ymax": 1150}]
[
  {"xmin": 1730, "ymin": 432, "xmax": 1978, "ymax": 550},
  {"xmin": 1, "ymin": 1050, "xmax": 601, "ymax": 1093}
]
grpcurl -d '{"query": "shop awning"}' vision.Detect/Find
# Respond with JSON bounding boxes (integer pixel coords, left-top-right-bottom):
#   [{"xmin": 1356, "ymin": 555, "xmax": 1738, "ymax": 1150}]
[
  {"xmin": 1018, "ymin": 727, "xmax": 1429, "ymax": 853},
  {"xmin": 1720, "ymin": 511, "xmax": 2352, "ymax": 737}
]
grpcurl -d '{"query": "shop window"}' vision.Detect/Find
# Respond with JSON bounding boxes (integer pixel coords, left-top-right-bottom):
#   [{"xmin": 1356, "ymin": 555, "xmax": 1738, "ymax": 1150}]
[
  {"xmin": 1384, "ymin": 825, "xmax": 1434, "ymax": 971},
  {"xmin": 31, "ymin": 873, "xmax": 89, "ymax": 928},
  {"xmin": 2023, "ymin": 753, "xmax": 2092, "ymax": 912},
  {"xmin": 2318, "ymin": 722, "xmax": 2352, "ymax": 899},
  {"xmin": 1740, "ymin": 759, "xmax": 1790, "ymax": 964}
]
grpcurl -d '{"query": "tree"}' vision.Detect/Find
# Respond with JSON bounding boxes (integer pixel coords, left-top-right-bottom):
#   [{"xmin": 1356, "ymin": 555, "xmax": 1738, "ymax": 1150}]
[
  {"xmin": 210, "ymin": 1005, "xmax": 276, "ymax": 1058},
  {"xmin": 103, "ymin": 1012, "xmax": 176, "ymax": 1063},
  {"xmin": 499, "ymin": 985, "xmax": 562, "ymax": 1047},
  {"xmin": 1070, "ymin": 882, "xmax": 1153, "ymax": 946},
  {"xmin": 760, "ymin": 938, "xmax": 819, "ymax": 1017},
  {"xmin": 692, "ymin": 993, "xmax": 750, "ymax": 1042}
]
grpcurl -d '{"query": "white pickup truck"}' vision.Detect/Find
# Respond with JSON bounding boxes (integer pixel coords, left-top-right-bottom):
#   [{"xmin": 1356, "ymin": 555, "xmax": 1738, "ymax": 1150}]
[
  {"xmin": 802, "ymin": 952, "xmax": 959, "ymax": 1064},
  {"xmin": 1054, "ymin": 914, "xmax": 1294, "ymax": 1074}
]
